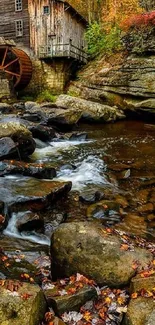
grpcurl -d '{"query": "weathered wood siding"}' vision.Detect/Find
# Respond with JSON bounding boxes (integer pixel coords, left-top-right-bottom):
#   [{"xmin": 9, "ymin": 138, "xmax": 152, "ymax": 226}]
[
  {"xmin": 28, "ymin": 0, "xmax": 86, "ymax": 56},
  {"xmin": 62, "ymin": 4, "xmax": 86, "ymax": 50},
  {"xmin": 0, "ymin": 0, "xmax": 30, "ymax": 49}
]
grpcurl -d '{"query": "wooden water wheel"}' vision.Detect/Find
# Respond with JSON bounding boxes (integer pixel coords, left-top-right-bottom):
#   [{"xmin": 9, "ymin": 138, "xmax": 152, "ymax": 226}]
[{"xmin": 0, "ymin": 45, "xmax": 32, "ymax": 91}]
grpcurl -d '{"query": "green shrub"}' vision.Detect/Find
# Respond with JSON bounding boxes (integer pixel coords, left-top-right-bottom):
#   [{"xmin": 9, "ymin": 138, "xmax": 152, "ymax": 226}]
[
  {"xmin": 36, "ymin": 90, "xmax": 57, "ymax": 103},
  {"xmin": 85, "ymin": 22, "xmax": 122, "ymax": 57}
]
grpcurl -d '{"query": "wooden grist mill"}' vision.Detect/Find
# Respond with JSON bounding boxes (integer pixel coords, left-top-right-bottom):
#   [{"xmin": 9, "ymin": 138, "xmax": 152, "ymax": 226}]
[{"xmin": 0, "ymin": 38, "xmax": 32, "ymax": 91}]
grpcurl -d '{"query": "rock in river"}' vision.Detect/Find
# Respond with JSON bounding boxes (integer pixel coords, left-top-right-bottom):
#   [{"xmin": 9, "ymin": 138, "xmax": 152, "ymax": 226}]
[
  {"xmin": 56, "ymin": 95, "xmax": 125, "ymax": 122},
  {"xmin": 0, "ymin": 160, "xmax": 56, "ymax": 179},
  {"xmin": 51, "ymin": 222, "xmax": 153, "ymax": 287},
  {"xmin": 0, "ymin": 178, "xmax": 72, "ymax": 212},
  {"xmin": 0, "ymin": 122, "xmax": 35, "ymax": 158}
]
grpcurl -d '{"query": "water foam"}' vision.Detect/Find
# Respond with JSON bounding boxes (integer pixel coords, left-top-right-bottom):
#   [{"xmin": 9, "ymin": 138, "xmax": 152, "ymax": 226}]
[
  {"xmin": 4, "ymin": 212, "xmax": 50, "ymax": 245},
  {"xmin": 32, "ymin": 139, "xmax": 92, "ymax": 160},
  {"xmin": 56, "ymin": 155, "xmax": 109, "ymax": 191}
]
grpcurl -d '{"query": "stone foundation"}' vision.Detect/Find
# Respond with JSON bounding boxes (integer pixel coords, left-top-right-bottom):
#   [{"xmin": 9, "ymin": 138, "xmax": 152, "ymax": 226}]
[
  {"xmin": 0, "ymin": 72, "xmax": 14, "ymax": 100},
  {"xmin": 24, "ymin": 58, "xmax": 75, "ymax": 96}
]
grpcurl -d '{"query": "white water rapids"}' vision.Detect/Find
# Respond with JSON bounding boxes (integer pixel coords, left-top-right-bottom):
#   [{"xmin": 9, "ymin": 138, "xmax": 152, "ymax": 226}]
[{"xmin": 3, "ymin": 138, "xmax": 109, "ymax": 245}]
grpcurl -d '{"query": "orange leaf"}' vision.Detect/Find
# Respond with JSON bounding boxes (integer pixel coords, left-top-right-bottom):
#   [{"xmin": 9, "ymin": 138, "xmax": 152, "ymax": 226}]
[
  {"xmin": 21, "ymin": 273, "xmax": 30, "ymax": 279},
  {"xmin": 83, "ymin": 311, "xmax": 92, "ymax": 322},
  {"xmin": 0, "ymin": 280, "xmax": 5, "ymax": 286},
  {"xmin": 132, "ymin": 261, "xmax": 139, "ymax": 270},
  {"xmin": 131, "ymin": 292, "xmax": 138, "ymax": 299},
  {"xmin": 140, "ymin": 269, "xmax": 155, "ymax": 278},
  {"xmin": 120, "ymin": 244, "xmax": 129, "ymax": 251},
  {"xmin": 1, "ymin": 255, "xmax": 8, "ymax": 261},
  {"xmin": 21, "ymin": 293, "xmax": 32, "ymax": 300},
  {"xmin": 69, "ymin": 275, "xmax": 76, "ymax": 283},
  {"xmin": 117, "ymin": 296, "xmax": 126, "ymax": 305},
  {"xmin": 67, "ymin": 287, "xmax": 77, "ymax": 295},
  {"xmin": 104, "ymin": 297, "xmax": 112, "ymax": 305},
  {"xmin": 99, "ymin": 308, "xmax": 106, "ymax": 320}
]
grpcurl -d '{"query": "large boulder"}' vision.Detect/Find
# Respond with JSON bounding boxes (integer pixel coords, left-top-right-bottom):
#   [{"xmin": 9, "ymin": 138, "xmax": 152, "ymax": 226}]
[
  {"xmin": 0, "ymin": 122, "xmax": 35, "ymax": 158},
  {"xmin": 0, "ymin": 281, "xmax": 46, "ymax": 325},
  {"xmin": 51, "ymin": 222, "xmax": 153, "ymax": 287},
  {"xmin": 56, "ymin": 95, "xmax": 125, "ymax": 122}
]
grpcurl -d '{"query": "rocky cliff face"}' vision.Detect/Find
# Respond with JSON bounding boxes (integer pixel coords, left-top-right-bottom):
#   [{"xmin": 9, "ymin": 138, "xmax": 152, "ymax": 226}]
[{"xmin": 69, "ymin": 51, "xmax": 155, "ymax": 119}]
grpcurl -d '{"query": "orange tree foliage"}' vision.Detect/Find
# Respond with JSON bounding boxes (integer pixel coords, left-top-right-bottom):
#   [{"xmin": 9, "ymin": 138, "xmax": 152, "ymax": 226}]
[
  {"xmin": 101, "ymin": 0, "xmax": 143, "ymax": 30},
  {"xmin": 68, "ymin": 0, "xmax": 143, "ymax": 26},
  {"xmin": 68, "ymin": 0, "xmax": 101, "ymax": 23}
]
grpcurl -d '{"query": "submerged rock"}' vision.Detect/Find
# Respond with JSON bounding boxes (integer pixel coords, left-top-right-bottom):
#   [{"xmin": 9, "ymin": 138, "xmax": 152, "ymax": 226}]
[
  {"xmin": 0, "ymin": 281, "xmax": 46, "ymax": 325},
  {"xmin": 51, "ymin": 222, "xmax": 153, "ymax": 286}
]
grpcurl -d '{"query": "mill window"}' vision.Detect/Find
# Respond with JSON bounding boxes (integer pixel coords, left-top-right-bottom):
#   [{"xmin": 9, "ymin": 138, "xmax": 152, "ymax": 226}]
[
  {"xmin": 15, "ymin": 20, "xmax": 23, "ymax": 37},
  {"xmin": 43, "ymin": 6, "xmax": 50, "ymax": 14},
  {"xmin": 15, "ymin": 0, "xmax": 22, "ymax": 11}
]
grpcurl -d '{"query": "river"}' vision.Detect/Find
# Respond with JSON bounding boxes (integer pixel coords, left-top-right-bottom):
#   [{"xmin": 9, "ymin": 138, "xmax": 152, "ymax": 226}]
[{"xmin": 0, "ymin": 119, "xmax": 155, "ymax": 279}]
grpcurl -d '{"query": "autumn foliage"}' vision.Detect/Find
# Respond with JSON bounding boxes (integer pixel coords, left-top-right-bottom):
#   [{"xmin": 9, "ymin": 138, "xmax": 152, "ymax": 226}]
[{"xmin": 121, "ymin": 11, "xmax": 155, "ymax": 31}]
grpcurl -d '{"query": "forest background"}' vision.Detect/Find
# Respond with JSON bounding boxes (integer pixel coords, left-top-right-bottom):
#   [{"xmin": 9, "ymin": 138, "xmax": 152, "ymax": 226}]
[{"xmin": 68, "ymin": 0, "xmax": 155, "ymax": 56}]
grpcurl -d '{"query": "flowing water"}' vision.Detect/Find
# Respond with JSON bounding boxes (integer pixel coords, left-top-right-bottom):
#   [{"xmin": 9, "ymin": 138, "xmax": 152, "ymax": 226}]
[{"xmin": 1, "ymin": 120, "xmax": 155, "ymax": 271}]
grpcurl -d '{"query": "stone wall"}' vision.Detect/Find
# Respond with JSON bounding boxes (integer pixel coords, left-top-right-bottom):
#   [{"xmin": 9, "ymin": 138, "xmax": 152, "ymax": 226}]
[
  {"xmin": 0, "ymin": 72, "xmax": 14, "ymax": 100},
  {"xmin": 23, "ymin": 58, "xmax": 73, "ymax": 96}
]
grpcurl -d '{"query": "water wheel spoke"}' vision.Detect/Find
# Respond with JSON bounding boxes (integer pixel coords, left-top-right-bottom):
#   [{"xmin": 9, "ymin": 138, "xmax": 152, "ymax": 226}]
[
  {"xmin": 5, "ymin": 70, "xmax": 20, "ymax": 77},
  {"xmin": 3, "ymin": 57, "xmax": 19, "ymax": 69},
  {"xmin": 1, "ymin": 47, "xmax": 8, "ymax": 67}
]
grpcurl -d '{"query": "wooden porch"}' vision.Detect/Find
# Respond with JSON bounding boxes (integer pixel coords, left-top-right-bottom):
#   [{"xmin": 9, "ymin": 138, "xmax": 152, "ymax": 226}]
[{"xmin": 38, "ymin": 43, "xmax": 88, "ymax": 64}]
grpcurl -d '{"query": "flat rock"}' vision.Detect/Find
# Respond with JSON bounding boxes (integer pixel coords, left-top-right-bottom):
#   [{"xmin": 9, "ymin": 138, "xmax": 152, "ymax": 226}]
[
  {"xmin": 0, "ymin": 178, "xmax": 72, "ymax": 212},
  {"xmin": 0, "ymin": 160, "xmax": 56, "ymax": 179}
]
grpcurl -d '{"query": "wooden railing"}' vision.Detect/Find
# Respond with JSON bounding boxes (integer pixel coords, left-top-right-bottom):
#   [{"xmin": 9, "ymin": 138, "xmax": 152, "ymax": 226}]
[{"xmin": 38, "ymin": 43, "xmax": 87, "ymax": 64}]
